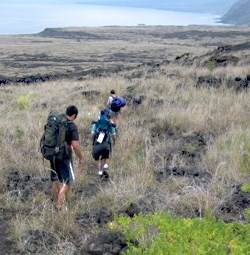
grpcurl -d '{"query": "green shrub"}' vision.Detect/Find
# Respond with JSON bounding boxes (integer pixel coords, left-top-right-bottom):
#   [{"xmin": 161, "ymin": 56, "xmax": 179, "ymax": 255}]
[
  {"xmin": 17, "ymin": 94, "xmax": 31, "ymax": 110},
  {"xmin": 206, "ymin": 59, "xmax": 216, "ymax": 72},
  {"xmin": 110, "ymin": 212, "xmax": 250, "ymax": 255},
  {"xmin": 245, "ymin": 209, "xmax": 250, "ymax": 223},
  {"xmin": 241, "ymin": 184, "xmax": 250, "ymax": 193}
]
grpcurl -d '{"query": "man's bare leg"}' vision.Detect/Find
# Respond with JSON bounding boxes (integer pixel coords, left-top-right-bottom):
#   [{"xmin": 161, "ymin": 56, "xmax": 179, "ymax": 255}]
[
  {"xmin": 56, "ymin": 183, "xmax": 70, "ymax": 210},
  {"xmin": 100, "ymin": 158, "xmax": 107, "ymax": 170},
  {"xmin": 98, "ymin": 156, "xmax": 102, "ymax": 172},
  {"xmin": 52, "ymin": 181, "xmax": 60, "ymax": 204}
]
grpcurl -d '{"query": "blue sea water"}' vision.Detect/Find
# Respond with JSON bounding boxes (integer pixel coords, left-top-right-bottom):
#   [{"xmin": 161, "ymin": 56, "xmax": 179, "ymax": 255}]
[{"xmin": 0, "ymin": 3, "xmax": 223, "ymax": 35}]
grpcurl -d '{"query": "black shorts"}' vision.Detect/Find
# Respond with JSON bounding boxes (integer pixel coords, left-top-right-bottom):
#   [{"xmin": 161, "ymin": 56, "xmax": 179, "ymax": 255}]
[
  {"xmin": 92, "ymin": 142, "xmax": 111, "ymax": 160},
  {"xmin": 50, "ymin": 158, "xmax": 75, "ymax": 184}
]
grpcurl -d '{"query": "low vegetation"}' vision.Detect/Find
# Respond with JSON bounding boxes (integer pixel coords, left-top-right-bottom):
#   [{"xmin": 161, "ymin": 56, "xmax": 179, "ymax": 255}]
[{"xmin": 110, "ymin": 212, "xmax": 250, "ymax": 254}]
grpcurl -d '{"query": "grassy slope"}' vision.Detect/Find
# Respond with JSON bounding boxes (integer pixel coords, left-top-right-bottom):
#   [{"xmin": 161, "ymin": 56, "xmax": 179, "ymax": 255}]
[{"xmin": 0, "ymin": 25, "xmax": 249, "ymax": 254}]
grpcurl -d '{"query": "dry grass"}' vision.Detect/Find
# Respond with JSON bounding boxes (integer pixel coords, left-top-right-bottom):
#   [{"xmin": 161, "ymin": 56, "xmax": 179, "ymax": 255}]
[
  {"xmin": 0, "ymin": 25, "xmax": 249, "ymax": 252},
  {"xmin": 1, "ymin": 25, "xmax": 250, "ymax": 77}
]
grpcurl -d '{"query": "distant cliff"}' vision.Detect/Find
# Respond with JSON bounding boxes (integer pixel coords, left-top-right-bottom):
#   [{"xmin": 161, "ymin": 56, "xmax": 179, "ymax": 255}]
[{"xmin": 221, "ymin": 0, "xmax": 250, "ymax": 25}]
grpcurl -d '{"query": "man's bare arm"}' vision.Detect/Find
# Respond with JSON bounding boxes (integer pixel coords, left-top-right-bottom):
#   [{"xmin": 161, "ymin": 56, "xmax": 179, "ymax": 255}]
[{"xmin": 71, "ymin": 140, "xmax": 84, "ymax": 165}]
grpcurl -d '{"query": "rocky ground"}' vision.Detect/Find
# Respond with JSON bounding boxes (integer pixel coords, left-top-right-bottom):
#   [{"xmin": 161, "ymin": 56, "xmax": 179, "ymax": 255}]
[
  {"xmin": 1, "ymin": 88, "xmax": 249, "ymax": 254},
  {"xmin": 0, "ymin": 26, "xmax": 249, "ymax": 255},
  {"xmin": 1, "ymin": 128, "xmax": 249, "ymax": 254},
  {"xmin": 0, "ymin": 26, "xmax": 250, "ymax": 85}
]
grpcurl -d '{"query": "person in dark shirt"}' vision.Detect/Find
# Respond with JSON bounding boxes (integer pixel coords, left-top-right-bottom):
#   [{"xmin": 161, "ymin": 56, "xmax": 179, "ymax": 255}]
[{"xmin": 50, "ymin": 105, "xmax": 85, "ymax": 210}]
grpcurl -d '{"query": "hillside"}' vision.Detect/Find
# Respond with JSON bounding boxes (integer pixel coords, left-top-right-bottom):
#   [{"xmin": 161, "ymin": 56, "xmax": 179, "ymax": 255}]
[
  {"xmin": 221, "ymin": 0, "xmax": 250, "ymax": 25},
  {"xmin": 0, "ymin": 25, "xmax": 249, "ymax": 254},
  {"xmin": 1, "ymin": 25, "xmax": 250, "ymax": 84}
]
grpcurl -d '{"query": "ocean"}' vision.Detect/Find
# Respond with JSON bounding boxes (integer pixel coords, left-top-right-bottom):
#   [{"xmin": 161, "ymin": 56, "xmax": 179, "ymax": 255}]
[{"xmin": 0, "ymin": 3, "xmax": 223, "ymax": 35}]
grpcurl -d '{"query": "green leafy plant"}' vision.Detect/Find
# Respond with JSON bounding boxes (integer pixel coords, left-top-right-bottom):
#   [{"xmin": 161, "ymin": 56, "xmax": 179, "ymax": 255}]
[
  {"xmin": 241, "ymin": 184, "xmax": 250, "ymax": 193},
  {"xmin": 17, "ymin": 94, "xmax": 31, "ymax": 110},
  {"xmin": 110, "ymin": 212, "xmax": 250, "ymax": 255}
]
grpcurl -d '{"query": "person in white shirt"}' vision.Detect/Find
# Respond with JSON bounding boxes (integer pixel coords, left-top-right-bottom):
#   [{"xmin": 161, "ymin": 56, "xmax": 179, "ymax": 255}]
[{"xmin": 106, "ymin": 89, "xmax": 119, "ymax": 126}]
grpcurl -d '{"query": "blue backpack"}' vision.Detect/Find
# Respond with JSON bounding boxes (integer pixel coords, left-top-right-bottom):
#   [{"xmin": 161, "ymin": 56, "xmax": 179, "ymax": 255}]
[
  {"xmin": 93, "ymin": 118, "xmax": 112, "ymax": 146},
  {"xmin": 110, "ymin": 96, "xmax": 126, "ymax": 112},
  {"xmin": 92, "ymin": 109, "xmax": 114, "ymax": 145}
]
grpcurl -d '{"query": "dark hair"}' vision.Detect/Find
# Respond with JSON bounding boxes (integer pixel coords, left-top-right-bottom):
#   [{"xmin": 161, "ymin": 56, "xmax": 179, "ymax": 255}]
[
  {"xmin": 100, "ymin": 108, "xmax": 110, "ymax": 119},
  {"xmin": 110, "ymin": 89, "xmax": 115, "ymax": 95},
  {"xmin": 66, "ymin": 105, "xmax": 78, "ymax": 117}
]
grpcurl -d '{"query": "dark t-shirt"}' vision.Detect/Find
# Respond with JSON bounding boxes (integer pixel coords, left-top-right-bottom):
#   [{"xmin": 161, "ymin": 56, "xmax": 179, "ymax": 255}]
[
  {"xmin": 66, "ymin": 121, "xmax": 79, "ymax": 144},
  {"xmin": 50, "ymin": 120, "xmax": 79, "ymax": 180}
]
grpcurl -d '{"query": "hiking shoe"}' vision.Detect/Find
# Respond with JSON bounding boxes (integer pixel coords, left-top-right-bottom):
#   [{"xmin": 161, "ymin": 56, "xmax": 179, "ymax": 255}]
[
  {"xmin": 98, "ymin": 170, "xmax": 103, "ymax": 179},
  {"xmin": 103, "ymin": 164, "xmax": 109, "ymax": 178},
  {"xmin": 103, "ymin": 163, "xmax": 109, "ymax": 170},
  {"xmin": 103, "ymin": 171, "xmax": 109, "ymax": 179}
]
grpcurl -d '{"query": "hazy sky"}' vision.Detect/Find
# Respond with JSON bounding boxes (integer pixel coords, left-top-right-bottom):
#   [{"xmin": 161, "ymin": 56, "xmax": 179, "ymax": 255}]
[
  {"xmin": 1, "ymin": 0, "xmax": 237, "ymax": 13},
  {"xmin": 3, "ymin": 0, "xmax": 237, "ymax": 7}
]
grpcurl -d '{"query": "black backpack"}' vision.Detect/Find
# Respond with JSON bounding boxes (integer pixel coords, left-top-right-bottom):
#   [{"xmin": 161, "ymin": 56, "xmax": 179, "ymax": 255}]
[{"xmin": 40, "ymin": 111, "xmax": 69, "ymax": 161}]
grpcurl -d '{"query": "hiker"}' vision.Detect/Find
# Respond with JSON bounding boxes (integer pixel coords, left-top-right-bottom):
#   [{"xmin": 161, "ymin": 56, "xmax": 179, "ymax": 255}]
[
  {"xmin": 91, "ymin": 109, "xmax": 116, "ymax": 179},
  {"xmin": 107, "ymin": 89, "xmax": 116, "ymax": 108},
  {"xmin": 49, "ymin": 105, "xmax": 84, "ymax": 210},
  {"xmin": 106, "ymin": 89, "xmax": 119, "ymax": 126},
  {"xmin": 106, "ymin": 89, "xmax": 126, "ymax": 126}
]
